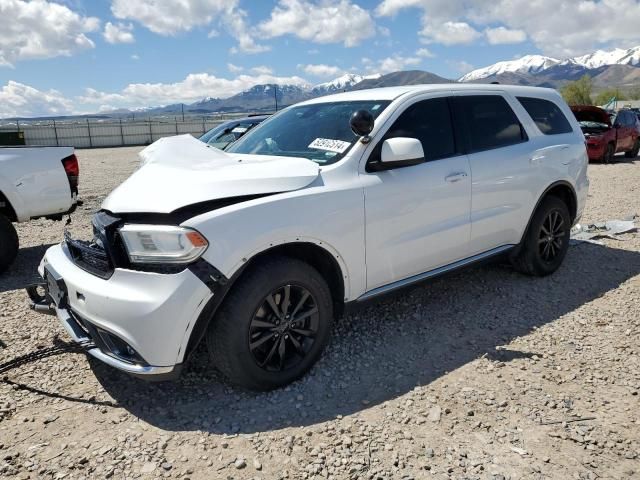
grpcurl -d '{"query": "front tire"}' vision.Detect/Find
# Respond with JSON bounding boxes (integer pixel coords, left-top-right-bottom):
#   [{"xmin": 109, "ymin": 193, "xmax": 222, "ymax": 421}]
[
  {"xmin": 0, "ymin": 214, "xmax": 19, "ymax": 274},
  {"xmin": 602, "ymin": 143, "xmax": 615, "ymax": 163},
  {"xmin": 512, "ymin": 196, "xmax": 571, "ymax": 277},
  {"xmin": 207, "ymin": 256, "xmax": 333, "ymax": 391}
]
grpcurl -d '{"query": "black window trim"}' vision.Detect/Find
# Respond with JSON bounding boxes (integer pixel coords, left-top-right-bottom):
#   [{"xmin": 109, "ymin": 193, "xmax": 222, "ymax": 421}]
[
  {"xmin": 451, "ymin": 94, "xmax": 529, "ymax": 155},
  {"xmin": 365, "ymin": 96, "xmax": 463, "ymax": 172}
]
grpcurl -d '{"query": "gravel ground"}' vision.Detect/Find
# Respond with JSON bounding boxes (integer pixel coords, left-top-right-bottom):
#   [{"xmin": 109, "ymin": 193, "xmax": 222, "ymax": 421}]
[{"xmin": 1, "ymin": 147, "xmax": 639, "ymax": 480}]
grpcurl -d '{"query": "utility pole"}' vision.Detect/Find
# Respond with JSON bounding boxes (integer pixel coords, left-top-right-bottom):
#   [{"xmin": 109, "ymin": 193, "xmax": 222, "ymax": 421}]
[
  {"xmin": 181, "ymin": 103, "xmax": 185, "ymax": 122},
  {"xmin": 274, "ymin": 84, "xmax": 278, "ymax": 112}
]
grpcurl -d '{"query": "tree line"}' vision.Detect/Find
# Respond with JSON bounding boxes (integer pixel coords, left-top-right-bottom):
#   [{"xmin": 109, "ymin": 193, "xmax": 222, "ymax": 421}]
[{"xmin": 560, "ymin": 75, "xmax": 640, "ymax": 106}]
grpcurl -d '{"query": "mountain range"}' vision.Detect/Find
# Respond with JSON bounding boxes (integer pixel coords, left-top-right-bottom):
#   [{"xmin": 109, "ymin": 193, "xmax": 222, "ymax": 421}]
[
  {"xmin": 124, "ymin": 70, "xmax": 452, "ymax": 117},
  {"xmin": 12, "ymin": 45, "xmax": 639, "ymax": 120},
  {"xmin": 460, "ymin": 45, "xmax": 640, "ymax": 88},
  {"xmin": 131, "ymin": 46, "xmax": 640, "ymax": 117}
]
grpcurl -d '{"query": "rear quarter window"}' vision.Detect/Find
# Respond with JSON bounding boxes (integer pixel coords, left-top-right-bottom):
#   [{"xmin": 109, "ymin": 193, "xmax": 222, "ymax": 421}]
[{"xmin": 517, "ymin": 97, "xmax": 573, "ymax": 135}]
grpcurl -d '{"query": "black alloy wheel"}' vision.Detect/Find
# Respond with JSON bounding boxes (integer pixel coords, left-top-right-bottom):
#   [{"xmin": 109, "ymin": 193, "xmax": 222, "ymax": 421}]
[
  {"xmin": 538, "ymin": 210, "xmax": 566, "ymax": 263},
  {"xmin": 207, "ymin": 256, "xmax": 333, "ymax": 391},
  {"xmin": 249, "ymin": 284, "xmax": 319, "ymax": 372},
  {"xmin": 511, "ymin": 196, "xmax": 571, "ymax": 277}
]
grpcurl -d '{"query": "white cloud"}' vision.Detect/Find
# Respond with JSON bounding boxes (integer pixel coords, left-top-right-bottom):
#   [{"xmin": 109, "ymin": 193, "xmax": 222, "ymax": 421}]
[
  {"xmin": 484, "ymin": 26, "xmax": 526, "ymax": 45},
  {"xmin": 446, "ymin": 59, "xmax": 474, "ymax": 74},
  {"xmin": 77, "ymin": 72, "xmax": 309, "ymax": 110},
  {"xmin": 299, "ymin": 64, "xmax": 343, "ymax": 77},
  {"xmin": 103, "ymin": 22, "xmax": 135, "ymax": 44},
  {"xmin": 415, "ymin": 47, "xmax": 434, "ymax": 58},
  {"xmin": 375, "ymin": 0, "xmax": 423, "ymax": 17},
  {"xmin": 111, "ymin": 0, "xmax": 267, "ymax": 53},
  {"xmin": 475, "ymin": 0, "xmax": 640, "ymax": 56},
  {"xmin": 0, "ymin": 81, "xmax": 73, "ymax": 118},
  {"xmin": 363, "ymin": 56, "xmax": 421, "ymax": 74},
  {"xmin": 259, "ymin": 0, "xmax": 376, "ymax": 47},
  {"xmin": 227, "ymin": 63, "xmax": 244, "ymax": 73},
  {"xmin": 131, "ymin": 54, "xmax": 140, "ymax": 60},
  {"xmin": 378, "ymin": 26, "xmax": 391, "ymax": 37},
  {"xmin": 374, "ymin": 0, "xmax": 640, "ymax": 57},
  {"xmin": 251, "ymin": 66, "xmax": 273, "ymax": 75},
  {"xmin": 111, "ymin": 0, "xmax": 232, "ymax": 35},
  {"xmin": 225, "ymin": 8, "xmax": 271, "ymax": 54},
  {"xmin": 0, "ymin": 0, "xmax": 100, "ymax": 67},
  {"xmin": 421, "ymin": 21, "xmax": 481, "ymax": 45}
]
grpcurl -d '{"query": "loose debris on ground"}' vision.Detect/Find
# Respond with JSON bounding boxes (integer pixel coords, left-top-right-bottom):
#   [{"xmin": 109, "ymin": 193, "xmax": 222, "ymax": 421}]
[{"xmin": 1, "ymin": 148, "xmax": 639, "ymax": 479}]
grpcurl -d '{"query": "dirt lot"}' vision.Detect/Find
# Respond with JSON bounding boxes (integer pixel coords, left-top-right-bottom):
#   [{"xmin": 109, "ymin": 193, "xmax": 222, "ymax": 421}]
[{"xmin": 1, "ymin": 147, "xmax": 639, "ymax": 480}]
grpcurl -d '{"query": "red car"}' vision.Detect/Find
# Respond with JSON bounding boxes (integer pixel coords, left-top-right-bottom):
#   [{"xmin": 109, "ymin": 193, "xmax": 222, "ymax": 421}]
[{"xmin": 571, "ymin": 106, "xmax": 640, "ymax": 163}]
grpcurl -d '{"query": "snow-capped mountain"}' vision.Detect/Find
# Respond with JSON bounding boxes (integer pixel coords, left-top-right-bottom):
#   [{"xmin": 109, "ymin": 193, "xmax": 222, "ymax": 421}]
[
  {"xmin": 460, "ymin": 55, "xmax": 560, "ymax": 82},
  {"xmin": 312, "ymin": 73, "xmax": 382, "ymax": 93},
  {"xmin": 567, "ymin": 46, "xmax": 640, "ymax": 69},
  {"xmin": 461, "ymin": 45, "xmax": 640, "ymax": 82}
]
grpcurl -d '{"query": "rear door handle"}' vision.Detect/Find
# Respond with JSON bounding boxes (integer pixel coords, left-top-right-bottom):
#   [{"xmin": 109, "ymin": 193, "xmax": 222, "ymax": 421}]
[{"xmin": 445, "ymin": 172, "xmax": 468, "ymax": 183}]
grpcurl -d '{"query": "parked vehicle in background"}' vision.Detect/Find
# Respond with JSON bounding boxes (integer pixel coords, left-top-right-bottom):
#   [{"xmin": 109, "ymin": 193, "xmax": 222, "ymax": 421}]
[
  {"xmin": 571, "ymin": 106, "xmax": 640, "ymax": 162},
  {"xmin": 198, "ymin": 115, "xmax": 268, "ymax": 150},
  {"xmin": 0, "ymin": 147, "xmax": 79, "ymax": 272},
  {"xmin": 612, "ymin": 109, "xmax": 640, "ymax": 157},
  {"xmin": 30, "ymin": 84, "xmax": 588, "ymax": 390}
]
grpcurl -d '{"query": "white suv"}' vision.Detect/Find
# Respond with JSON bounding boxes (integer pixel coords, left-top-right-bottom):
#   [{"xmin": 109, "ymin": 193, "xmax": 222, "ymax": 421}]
[{"xmin": 30, "ymin": 85, "xmax": 589, "ymax": 390}]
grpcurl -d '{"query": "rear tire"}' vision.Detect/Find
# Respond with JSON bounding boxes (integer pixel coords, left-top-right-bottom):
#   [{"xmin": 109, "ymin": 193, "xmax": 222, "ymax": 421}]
[
  {"xmin": 0, "ymin": 214, "xmax": 19, "ymax": 274},
  {"xmin": 625, "ymin": 139, "xmax": 640, "ymax": 158},
  {"xmin": 602, "ymin": 143, "xmax": 615, "ymax": 163},
  {"xmin": 207, "ymin": 256, "xmax": 333, "ymax": 391},
  {"xmin": 511, "ymin": 196, "xmax": 571, "ymax": 277}
]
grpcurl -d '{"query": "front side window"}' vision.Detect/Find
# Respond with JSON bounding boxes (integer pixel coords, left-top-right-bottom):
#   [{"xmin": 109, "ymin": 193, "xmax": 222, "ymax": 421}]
[
  {"xmin": 454, "ymin": 95, "xmax": 527, "ymax": 153},
  {"xmin": 368, "ymin": 97, "xmax": 457, "ymax": 167},
  {"xmin": 227, "ymin": 100, "xmax": 391, "ymax": 165},
  {"xmin": 517, "ymin": 97, "xmax": 573, "ymax": 135},
  {"xmin": 615, "ymin": 111, "xmax": 631, "ymax": 127}
]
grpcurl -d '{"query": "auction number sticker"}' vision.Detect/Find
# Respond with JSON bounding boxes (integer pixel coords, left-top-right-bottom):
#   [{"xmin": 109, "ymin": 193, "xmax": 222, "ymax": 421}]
[{"xmin": 308, "ymin": 138, "xmax": 351, "ymax": 154}]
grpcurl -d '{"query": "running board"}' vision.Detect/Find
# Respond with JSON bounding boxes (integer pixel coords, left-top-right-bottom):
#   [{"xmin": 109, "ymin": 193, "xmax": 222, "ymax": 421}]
[{"xmin": 357, "ymin": 245, "xmax": 515, "ymax": 302}]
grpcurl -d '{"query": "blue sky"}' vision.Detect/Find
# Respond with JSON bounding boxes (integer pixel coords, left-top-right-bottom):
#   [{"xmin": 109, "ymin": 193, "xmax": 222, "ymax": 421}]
[{"xmin": 2, "ymin": 0, "xmax": 640, "ymax": 117}]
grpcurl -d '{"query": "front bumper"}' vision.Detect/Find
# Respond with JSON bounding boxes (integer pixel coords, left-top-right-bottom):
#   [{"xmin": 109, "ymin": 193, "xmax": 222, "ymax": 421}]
[{"xmin": 29, "ymin": 243, "xmax": 213, "ymax": 379}]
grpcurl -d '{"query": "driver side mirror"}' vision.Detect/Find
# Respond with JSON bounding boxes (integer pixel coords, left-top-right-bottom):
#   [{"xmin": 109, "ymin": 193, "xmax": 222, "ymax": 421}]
[{"xmin": 379, "ymin": 137, "xmax": 425, "ymax": 169}]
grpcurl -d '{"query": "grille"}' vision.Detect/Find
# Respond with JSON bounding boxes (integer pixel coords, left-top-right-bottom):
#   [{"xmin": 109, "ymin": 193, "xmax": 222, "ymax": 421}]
[{"xmin": 65, "ymin": 231, "xmax": 113, "ymax": 279}]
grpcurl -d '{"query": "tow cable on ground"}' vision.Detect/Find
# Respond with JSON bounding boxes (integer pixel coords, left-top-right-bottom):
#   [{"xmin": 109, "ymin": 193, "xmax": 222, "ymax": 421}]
[{"xmin": 0, "ymin": 338, "xmax": 92, "ymax": 376}]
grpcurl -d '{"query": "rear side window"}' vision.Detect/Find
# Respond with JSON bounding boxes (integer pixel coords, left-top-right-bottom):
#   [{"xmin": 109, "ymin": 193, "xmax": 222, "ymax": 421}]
[
  {"xmin": 517, "ymin": 97, "xmax": 573, "ymax": 135},
  {"xmin": 454, "ymin": 95, "xmax": 527, "ymax": 153}
]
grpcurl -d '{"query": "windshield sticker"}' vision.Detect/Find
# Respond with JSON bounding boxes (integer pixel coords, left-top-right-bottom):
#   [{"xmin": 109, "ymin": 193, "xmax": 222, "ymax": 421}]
[
  {"xmin": 308, "ymin": 138, "xmax": 351, "ymax": 154},
  {"xmin": 372, "ymin": 104, "xmax": 381, "ymax": 111},
  {"xmin": 231, "ymin": 127, "xmax": 248, "ymax": 134}
]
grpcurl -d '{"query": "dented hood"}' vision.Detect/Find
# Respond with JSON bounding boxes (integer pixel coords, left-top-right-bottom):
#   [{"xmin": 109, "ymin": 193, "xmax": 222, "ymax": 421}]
[{"xmin": 102, "ymin": 135, "xmax": 320, "ymax": 214}]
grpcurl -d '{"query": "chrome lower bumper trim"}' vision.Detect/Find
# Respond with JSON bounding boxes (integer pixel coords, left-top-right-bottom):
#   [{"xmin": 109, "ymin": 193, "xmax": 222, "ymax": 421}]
[{"xmin": 55, "ymin": 308, "xmax": 174, "ymax": 376}]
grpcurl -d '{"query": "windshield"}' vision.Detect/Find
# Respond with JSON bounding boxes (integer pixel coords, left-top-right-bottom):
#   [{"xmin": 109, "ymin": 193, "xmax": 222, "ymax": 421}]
[
  {"xmin": 226, "ymin": 100, "xmax": 391, "ymax": 165},
  {"xmin": 199, "ymin": 120, "xmax": 262, "ymax": 149}
]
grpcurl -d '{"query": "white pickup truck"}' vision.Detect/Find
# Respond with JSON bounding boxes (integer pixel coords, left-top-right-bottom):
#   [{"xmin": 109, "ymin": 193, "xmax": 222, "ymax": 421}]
[{"xmin": 0, "ymin": 147, "xmax": 80, "ymax": 273}]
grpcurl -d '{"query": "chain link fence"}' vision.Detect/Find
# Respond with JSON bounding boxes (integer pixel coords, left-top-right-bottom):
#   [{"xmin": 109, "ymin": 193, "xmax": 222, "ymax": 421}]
[{"xmin": 0, "ymin": 116, "xmax": 232, "ymax": 148}]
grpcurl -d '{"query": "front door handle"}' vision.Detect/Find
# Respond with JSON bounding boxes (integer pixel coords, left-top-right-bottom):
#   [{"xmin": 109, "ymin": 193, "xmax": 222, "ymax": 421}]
[{"xmin": 445, "ymin": 172, "xmax": 468, "ymax": 183}]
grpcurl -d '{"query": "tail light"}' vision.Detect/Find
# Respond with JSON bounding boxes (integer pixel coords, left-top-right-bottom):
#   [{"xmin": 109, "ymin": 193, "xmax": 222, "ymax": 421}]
[{"xmin": 61, "ymin": 154, "xmax": 79, "ymax": 195}]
